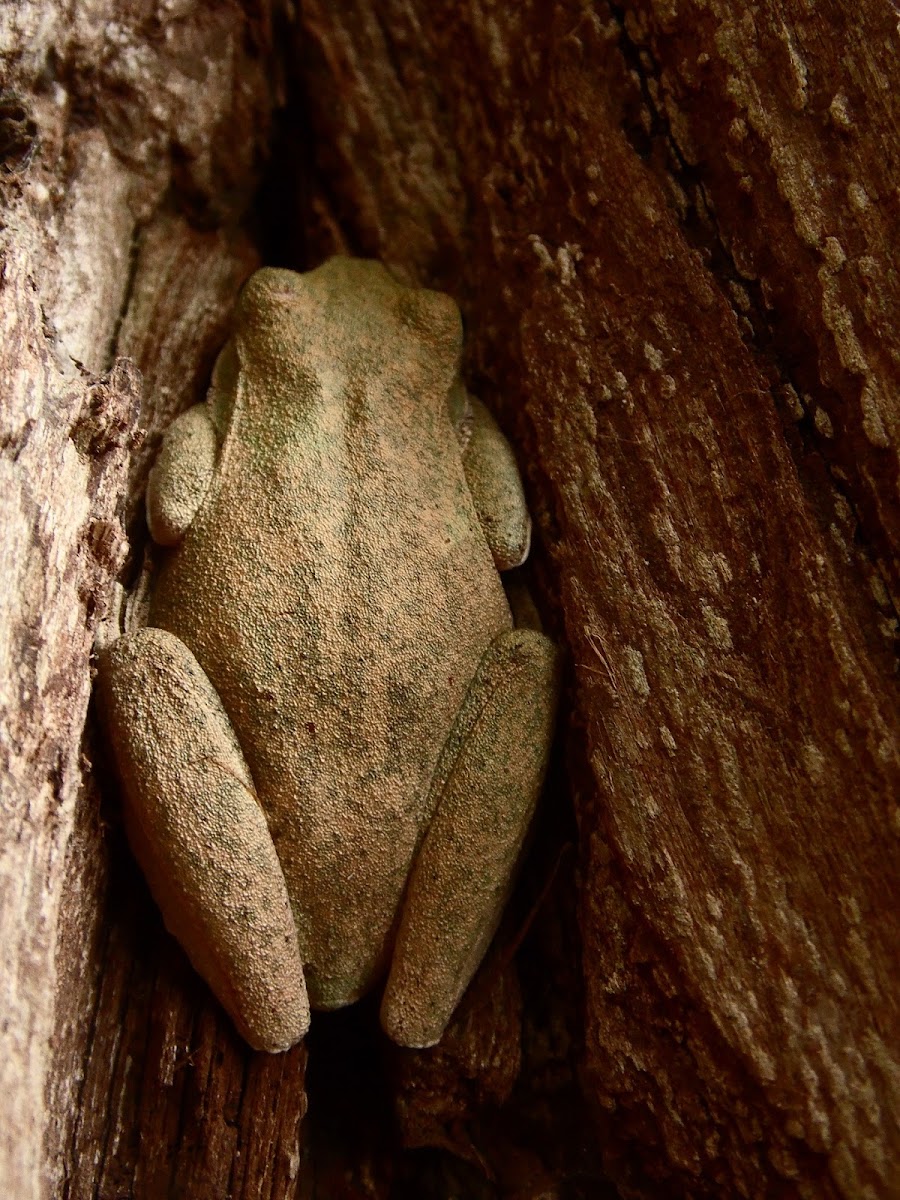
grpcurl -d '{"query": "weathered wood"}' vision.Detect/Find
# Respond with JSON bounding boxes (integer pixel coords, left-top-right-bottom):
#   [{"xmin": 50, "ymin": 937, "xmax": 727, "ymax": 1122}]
[
  {"xmin": 297, "ymin": 2, "xmax": 900, "ymax": 1196},
  {"xmin": 0, "ymin": 3, "xmax": 311, "ymax": 1197}
]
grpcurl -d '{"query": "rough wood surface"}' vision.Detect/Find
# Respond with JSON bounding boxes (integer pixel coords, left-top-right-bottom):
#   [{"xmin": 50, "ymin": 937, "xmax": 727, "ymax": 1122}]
[
  {"xmin": 0, "ymin": 3, "xmax": 310, "ymax": 1198},
  {"xmin": 2, "ymin": 0, "xmax": 898, "ymax": 1197},
  {"xmin": 296, "ymin": 2, "xmax": 900, "ymax": 1196}
]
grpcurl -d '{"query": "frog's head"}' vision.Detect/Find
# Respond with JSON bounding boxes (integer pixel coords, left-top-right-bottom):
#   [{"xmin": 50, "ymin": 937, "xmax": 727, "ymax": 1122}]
[{"xmin": 233, "ymin": 259, "xmax": 463, "ymax": 407}]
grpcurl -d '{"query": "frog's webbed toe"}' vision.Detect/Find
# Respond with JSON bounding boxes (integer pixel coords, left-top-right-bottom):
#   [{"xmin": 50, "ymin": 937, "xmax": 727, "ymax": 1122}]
[
  {"xmin": 97, "ymin": 627, "xmax": 309, "ymax": 1052},
  {"xmin": 380, "ymin": 628, "xmax": 559, "ymax": 1048}
]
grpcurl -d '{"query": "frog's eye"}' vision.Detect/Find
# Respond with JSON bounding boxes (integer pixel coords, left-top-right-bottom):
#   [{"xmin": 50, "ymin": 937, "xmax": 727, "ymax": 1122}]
[
  {"xmin": 236, "ymin": 268, "xmax": 305, "ymax": 328},
  {"xmin": 397, "ymin": 288, "xmax": 463, "ymax": 359}
]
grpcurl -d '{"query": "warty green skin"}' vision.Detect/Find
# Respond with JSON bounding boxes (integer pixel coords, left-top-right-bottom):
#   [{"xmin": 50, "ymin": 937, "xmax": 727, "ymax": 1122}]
[{"xmin": 98, "ymin": 259, "xmax": 559, "ymax": 1051}]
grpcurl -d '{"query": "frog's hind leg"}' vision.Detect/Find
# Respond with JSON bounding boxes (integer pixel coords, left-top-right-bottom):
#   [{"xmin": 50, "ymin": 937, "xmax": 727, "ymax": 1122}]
[
  {"xmin": 380, "ymin": 628, "xmax": 560, "ymax": 1048},
  {"xmin": 97, "ymin": 627, "xmax": 309, "ymax": 1052}
]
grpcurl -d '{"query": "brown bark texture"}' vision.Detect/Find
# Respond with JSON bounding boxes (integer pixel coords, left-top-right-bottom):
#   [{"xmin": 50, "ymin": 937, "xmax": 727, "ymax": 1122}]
[
  {"xmin": 294, "ymin": 2, "xmax": 900, "ymax": 1197},
  {"xmin": 0, "ymin": 0, "xmax": 897, "ymax": 1198},
  {"xmin": 1, "ymin": 3, "xmax": 307, "ymax": 1199}
]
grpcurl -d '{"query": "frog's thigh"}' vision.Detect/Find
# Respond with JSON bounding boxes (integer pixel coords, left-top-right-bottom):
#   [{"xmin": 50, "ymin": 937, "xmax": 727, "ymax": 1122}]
[
  {"xmin": 97, "ymin": 627, "xmax": 309, "ymax": 1053},
  {"xmin": 381, "ymin": 628, "xmax": 560, "ymax": 1048}
]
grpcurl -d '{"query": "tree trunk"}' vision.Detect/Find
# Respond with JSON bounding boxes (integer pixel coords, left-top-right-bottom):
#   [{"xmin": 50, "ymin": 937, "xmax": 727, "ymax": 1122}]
[
  {"xmin": 1, "ymin": 1, "xmax": 897, "ymax": 1198},
  {"xmin": 1, "ymin": 5, "xmax": 307, "ymax": 1198}
]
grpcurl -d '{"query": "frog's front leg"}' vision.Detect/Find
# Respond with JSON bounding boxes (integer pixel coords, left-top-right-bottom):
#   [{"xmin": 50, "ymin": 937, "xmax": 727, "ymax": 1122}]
[
  {"xmin": 457, "ymin": 390, "xmax": 532, "ymax": 571},
  {"xmin": 380, "ymin": 628, "xmax": 560, "ymax": 1048},
  {"xmin": 146, "ymin": 403, "xmax": 219, "ymax": 546},
  {"xmin": 97, "ymin": 627, "xmax": 309, "ymax": 1052}
]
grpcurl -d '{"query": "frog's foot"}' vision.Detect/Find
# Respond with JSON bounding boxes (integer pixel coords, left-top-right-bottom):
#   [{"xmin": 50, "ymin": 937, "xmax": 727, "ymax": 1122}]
[
  {"xmin": 96, "ymin": 627, "xmax": 309, "ymax": 1052},
  {"xmin": 380, "ymin": 628, "xmax": 560, "ymax": 1047}
]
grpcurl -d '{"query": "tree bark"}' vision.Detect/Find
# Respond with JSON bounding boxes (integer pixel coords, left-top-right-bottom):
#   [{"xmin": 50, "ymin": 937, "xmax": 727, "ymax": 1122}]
[
  {"xmin": 295, "ymin": 3, "xmax": 900, "ymax": 1196},
  {"xmin": 1, "ymin": 1, "xmax": 898, "ymax": 1198},
  {"xmin": 1, "ymin": 4, "xmax": 307, "ymax": 1198}
]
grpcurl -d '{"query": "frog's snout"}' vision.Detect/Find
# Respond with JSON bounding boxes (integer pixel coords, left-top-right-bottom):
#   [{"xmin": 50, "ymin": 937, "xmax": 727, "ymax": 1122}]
[{"xmin": 234, "ymin": 260, "xmax": 463, "ymax": 382}]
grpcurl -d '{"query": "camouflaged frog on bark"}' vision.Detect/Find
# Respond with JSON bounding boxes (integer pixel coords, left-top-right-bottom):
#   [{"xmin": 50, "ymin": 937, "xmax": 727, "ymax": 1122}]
[{"xmin": 97, "ymin": 258, "xmax": 559, "ymax": 1051}]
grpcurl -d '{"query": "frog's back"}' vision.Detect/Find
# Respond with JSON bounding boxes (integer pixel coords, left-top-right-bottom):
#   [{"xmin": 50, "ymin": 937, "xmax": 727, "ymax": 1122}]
[{"xmin": 150, "ymin": 261, "xmax": 512, "ymax": 1008}]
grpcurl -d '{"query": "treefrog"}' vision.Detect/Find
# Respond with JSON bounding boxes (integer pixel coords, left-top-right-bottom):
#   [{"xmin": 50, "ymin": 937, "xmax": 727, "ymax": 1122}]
[{"xmin": 97, "ymin": 258, "xmax": 559, "ymax": 1052}]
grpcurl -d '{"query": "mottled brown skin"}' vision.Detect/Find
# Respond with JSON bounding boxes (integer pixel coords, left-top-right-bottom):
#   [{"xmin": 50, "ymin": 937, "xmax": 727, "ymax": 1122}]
[{"xmin": 98, "ymin": 259, "xmax": 558, "ymax": 1051}]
